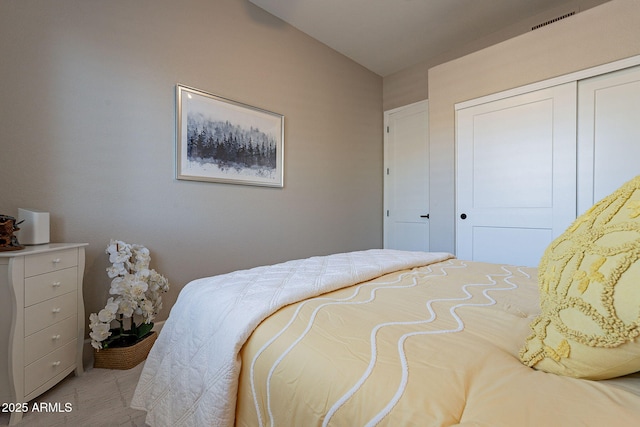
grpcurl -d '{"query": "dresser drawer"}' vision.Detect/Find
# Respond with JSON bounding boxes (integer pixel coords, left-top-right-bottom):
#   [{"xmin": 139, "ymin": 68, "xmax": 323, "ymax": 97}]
[
  {"xmin": 24, "ymin": 291, "xmax": 77, "ymax": 337},
  {"xmin": 24, "ymin": 267, "xmax": 78, "ymax": 307},
  {"xmin": 24, "ymin": 248, "xmax": 78, "ymax": 277},
  {"xmin": 24, "ymin": 315, "xmax": 77, "ymax": 365},
  {"xmin": 24, "ymin": 339, "xmax": 77, "ymax": 396}
]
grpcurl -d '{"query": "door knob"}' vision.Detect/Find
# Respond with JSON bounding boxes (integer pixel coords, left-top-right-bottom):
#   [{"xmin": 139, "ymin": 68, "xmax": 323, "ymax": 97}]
[{"xmin": 460, "ymin": 213, "xmax": 467, "ymax": 220}]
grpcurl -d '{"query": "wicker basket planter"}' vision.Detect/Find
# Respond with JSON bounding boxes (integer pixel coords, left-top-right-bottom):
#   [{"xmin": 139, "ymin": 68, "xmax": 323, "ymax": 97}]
[{"xmin": 93, "ymin": 331, "xmax": 157, "ymax": 370}]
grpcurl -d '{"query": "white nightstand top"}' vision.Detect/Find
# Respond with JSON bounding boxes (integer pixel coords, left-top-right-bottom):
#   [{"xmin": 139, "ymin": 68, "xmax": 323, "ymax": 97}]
[{"xmin": 0, "ymin": 243, "xmax": 88, "ymax": 258}]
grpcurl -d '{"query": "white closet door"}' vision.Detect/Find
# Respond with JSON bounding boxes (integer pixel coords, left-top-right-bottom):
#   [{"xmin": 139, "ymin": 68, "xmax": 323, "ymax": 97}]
[
  {"xmin": 578, "ymin": 65, "xmax": 640, "ymax": 214},
  {"xmin": 456, "ymin": 83, "xmax": 577, "ymax": 266},
  {"xmin": 384, "ymin": 101, "xmax": 430, "ymax": 251}
]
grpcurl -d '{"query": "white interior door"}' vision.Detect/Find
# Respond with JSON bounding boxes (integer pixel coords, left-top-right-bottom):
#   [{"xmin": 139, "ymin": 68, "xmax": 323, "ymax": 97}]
[
  {"xmin": 384, "ymin": 101, "xmax": 429, "ymax": 251},
  {"xmin": 578, "ymin": 65, "xmax": 640, "ymax": 214},
  {"xmin": 456, "ymin": 83, "xmax": 577, "ymax": 266}
]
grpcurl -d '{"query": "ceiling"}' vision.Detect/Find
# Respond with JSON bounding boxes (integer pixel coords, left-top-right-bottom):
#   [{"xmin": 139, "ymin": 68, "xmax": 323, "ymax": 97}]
[{"xmin": 248, "ymin": 0, "xmax": 609, "ymax": 77}]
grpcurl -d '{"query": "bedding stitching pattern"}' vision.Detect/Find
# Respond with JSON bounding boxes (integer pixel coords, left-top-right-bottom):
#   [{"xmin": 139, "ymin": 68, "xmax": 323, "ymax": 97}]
[
  {"xmin": 327, "ymin": 262, "xmax": 467, "ymax": 426},
  {"xmin": 362, "ymin": 265, "xmax": 528, "ymax": 426},
  {"xmin": 248, "ymin": 262, "xmax": 527, "ymax": 426},
  {"xmin": 265, "ymin": 270, "xmax": 425, "ymax": 426},
  {"xmin": 251, "ymin": 260, "xmax": 461, "ymax": 426}
]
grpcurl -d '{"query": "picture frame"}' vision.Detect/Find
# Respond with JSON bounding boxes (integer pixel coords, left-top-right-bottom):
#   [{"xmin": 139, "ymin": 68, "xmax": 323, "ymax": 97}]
[{"xmin": 176, "ymin": 84, "xmax": 284, "ymax": 187}]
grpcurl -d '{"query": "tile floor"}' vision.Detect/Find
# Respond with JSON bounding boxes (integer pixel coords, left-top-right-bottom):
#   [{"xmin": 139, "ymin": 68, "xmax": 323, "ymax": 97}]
[{"xmin": 0, "ymin": 363, "xmax": 148, "ymax": 427}]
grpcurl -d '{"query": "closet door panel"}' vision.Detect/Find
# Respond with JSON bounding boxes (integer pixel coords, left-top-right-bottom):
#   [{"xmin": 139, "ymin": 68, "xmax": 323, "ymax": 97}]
[
  {"xmin": 456, "ymin": 82, "xmax": 577, "ymax": 266},
  {"xmin": 578, "ymin": 65, "xmax": 640, "ymax": 214},
  {"xmin": 471, "ymin": 100, "xmax": 553, "ymax": 209}
]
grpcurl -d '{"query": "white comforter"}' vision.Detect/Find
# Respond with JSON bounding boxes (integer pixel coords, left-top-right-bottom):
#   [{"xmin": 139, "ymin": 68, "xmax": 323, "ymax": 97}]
[{"xmin": 130, "ymin": 249, "xmax": 452, "ymax": 427}]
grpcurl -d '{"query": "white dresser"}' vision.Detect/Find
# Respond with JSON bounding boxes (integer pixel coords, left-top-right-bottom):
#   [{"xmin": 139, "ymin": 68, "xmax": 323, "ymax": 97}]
[{"xmin": 0, "ymin": 243, "xmax": 87, "ymax": 425}]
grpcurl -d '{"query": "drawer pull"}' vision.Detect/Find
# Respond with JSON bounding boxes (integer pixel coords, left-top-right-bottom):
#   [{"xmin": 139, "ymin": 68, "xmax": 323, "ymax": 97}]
[
  {"xmin": 52, "ymin": 258, "xmax": 61, "ymax": 264},
  {"xmin": 52, "ymin": 281, "xmax": 62, "ymax": 288},
  {"xmin": 52, "ymin": 308, "xmax": 61, "ymax": 314},
  {"xmin": 52, "ymin": 334, "xmax": 61, "ymax": 340},
  {"xmin": 52, "ymin": 361, "xmax": 61, "ymax": 367}
]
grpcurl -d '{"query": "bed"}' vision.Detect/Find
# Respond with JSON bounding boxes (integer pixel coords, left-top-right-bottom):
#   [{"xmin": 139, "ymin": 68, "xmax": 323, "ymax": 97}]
[{"xmin": 132, "ymin": 176, "xmax": 640, "ymax": 426}]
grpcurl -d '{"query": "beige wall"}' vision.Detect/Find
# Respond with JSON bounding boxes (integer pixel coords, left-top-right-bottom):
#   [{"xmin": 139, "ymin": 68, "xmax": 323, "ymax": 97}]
[
  {"xmin": 427, "ymin": 0, "xmax": 640, "ymax": 254},
  {"xmin": 0, "ymin": 0, "xmax": 383, "ymax": 322},
  {"xmin": 382, "ymin": 0, "xmax": 611, "ymax": 111}
]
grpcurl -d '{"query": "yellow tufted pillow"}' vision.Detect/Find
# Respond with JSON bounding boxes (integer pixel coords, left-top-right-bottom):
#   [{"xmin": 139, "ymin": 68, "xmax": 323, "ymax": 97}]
[{"xmin": 520, "ymin": 175, "xmax": 640, "ymax": 379}]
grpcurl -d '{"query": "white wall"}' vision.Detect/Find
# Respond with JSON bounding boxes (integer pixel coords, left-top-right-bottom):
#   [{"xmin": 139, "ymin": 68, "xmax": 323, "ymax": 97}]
[{"xmin": 0, "ymin": 0, "xmax": 383, "ymax": 322}]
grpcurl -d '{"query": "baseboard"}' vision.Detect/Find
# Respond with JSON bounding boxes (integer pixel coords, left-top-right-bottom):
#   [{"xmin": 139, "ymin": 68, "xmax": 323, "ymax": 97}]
[{"xmin": 82, "ymin": 320, "xmax": 165, "ymax": 370}]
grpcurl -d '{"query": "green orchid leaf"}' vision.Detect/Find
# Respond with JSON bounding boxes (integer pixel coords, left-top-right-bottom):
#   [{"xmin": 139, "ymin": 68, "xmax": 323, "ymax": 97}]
[{"xmin": 137, "ymin": 322, "xmax": 154, "ymax": 339}]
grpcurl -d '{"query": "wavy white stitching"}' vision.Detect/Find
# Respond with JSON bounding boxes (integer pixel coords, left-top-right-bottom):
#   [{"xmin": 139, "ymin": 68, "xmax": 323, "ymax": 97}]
[
  {"xmin": 362, "ymin": 265, "xmax": 523, "ymax": 426},
  {"xmin": 249, "ymin": 261, "xmax": 524, "ymax": 427},
  {"xmin": 322, "ymin": 261, "xmax": 467, "ymax": 426},
  {"xmin": 250, "ymin": 260, "xmax": 457, "ymax": 426}
]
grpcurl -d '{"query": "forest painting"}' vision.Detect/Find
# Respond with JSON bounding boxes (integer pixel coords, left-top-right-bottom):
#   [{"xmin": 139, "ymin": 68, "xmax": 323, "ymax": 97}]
[{"xmin": 176, "ymin": 85, "xmax": 284, "ymax": 187}]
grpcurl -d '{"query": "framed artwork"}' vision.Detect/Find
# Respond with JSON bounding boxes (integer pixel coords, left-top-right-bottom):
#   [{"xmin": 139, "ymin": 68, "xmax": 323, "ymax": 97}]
[{"xmin": 176, "ymin": 84, "xmax": 284, "ymax": 187}]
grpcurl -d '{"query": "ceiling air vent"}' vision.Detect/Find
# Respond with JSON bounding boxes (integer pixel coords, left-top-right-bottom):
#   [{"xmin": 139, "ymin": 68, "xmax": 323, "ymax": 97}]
[{"xmin": 531, "ymin": 11, "xmax": 576, "ymax": 30}]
